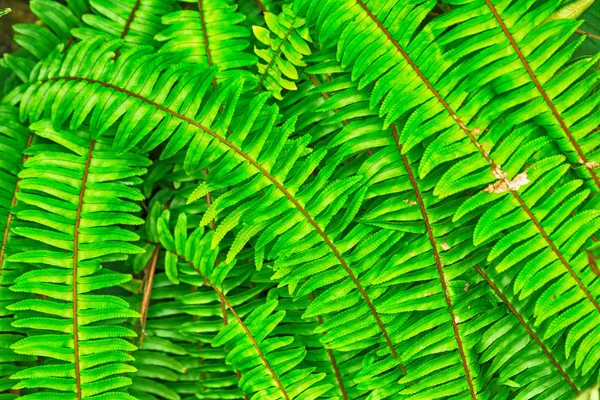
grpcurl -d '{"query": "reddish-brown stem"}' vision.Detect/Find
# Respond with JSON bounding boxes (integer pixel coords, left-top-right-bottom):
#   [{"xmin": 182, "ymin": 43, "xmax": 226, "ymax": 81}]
[
  {"xmin": 73, "ymin": 139, "xmax": 95, "ymax": 400},
  {"xmin": 113, "ymin": 0, "xmax": 141, "ymax": 60},
  {"xmin": 121, "ymin": 0, "xmax": 140, "ymax": 39},
  {"xmin": 138, "ymin": 246, "xmax": 160, "ymax": 347},
  {"xmin": 577, "ymin": 29, "xmax": 600, "ymax": 40}
]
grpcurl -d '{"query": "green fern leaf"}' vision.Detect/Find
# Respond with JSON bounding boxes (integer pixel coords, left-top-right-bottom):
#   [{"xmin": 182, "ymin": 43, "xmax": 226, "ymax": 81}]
[{"xmin": 6, "ymin": 122, "xmax": 149, "ymax": 399}]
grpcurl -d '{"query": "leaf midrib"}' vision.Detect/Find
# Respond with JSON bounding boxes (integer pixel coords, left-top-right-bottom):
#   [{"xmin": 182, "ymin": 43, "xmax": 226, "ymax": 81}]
[
  {"xmin": 72, "ymin": 138, "xmax": 95, "ymax": 400},
  {"xmin": 391, "ymin": 123, "xmax": 476, "ymax": 399}
]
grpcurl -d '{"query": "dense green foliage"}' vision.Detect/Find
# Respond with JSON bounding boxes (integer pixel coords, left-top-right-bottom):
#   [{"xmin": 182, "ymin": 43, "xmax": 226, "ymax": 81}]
[{"xmin": 0, "ymin": 0, "xmax": 600, "ymax": 399}]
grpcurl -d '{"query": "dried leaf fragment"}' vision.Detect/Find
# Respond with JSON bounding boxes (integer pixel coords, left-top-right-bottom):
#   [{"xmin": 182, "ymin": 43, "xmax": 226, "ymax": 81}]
[
  {"xmin": 586, "ymin": 160, "xmax": 599, "ymax": 169},
  {"xmin": 485, "ymin": 170, "xmax": 529, "ymax": 194}
]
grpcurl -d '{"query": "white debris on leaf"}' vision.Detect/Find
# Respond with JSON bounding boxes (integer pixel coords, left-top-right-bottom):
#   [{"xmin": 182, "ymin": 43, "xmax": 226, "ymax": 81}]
[
  {"xmin": 454, "ymin": 316, "xmax": 461, "ymax": 323},
  {"xmin": 441, "ymin": 242, "xmax": 450, "ymax": 251},
  {"xmin": 485, "ymin": 168, "xmax": 529, "ymax": 194},
  {"xmin": 509, "ymin": 172, "xmax": 530, "ymax": 190}
]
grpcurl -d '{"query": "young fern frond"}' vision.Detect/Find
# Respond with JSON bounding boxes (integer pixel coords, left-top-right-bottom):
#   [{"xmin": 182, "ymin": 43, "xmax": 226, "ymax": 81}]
[
  {"xmin": 156, "ymin": 0, "xmax": 257, "ymax": 83},
  {"xmin": 126, "ymin": 178, "xmax": 252, "ymax": 399},
  {"xmin": 254, "ymin": 4, "xmax": 312, "ymax": 99},
  {"xmin": 6, "ymin": 122, "xmax": 149, "ymax": 399}
]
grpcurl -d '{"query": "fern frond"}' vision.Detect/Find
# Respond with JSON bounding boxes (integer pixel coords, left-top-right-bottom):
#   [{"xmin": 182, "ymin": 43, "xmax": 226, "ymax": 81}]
[
  {"xmin": 0, "ymin": 105, "xmax": 36, "ymax": 397},
  {"xmin": 475, "ymin": 265, "xmax": 583, "ymax": 397},
  {"xmin": 156, "ymin": 0, "xmax": 257, "ymax": 83},
  {"xmin": 6, "ymin": 122, "xmax": 149, "ymax": 399},
  {"xmin": 17, "ymin": 38, "xmax": 246, "ymax": 162},
  {"xmin": 122, "ymin": 188, "xmax": 250, "ymax": 400},
  {"xmin": 254, "ymin": 4, "xmax": 312, "ymax": 99}
]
